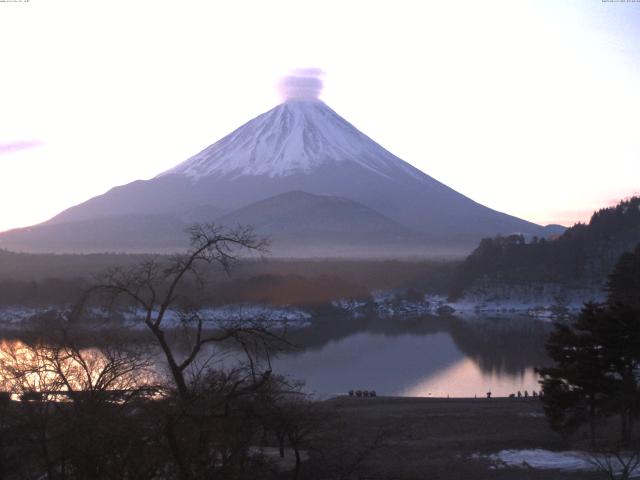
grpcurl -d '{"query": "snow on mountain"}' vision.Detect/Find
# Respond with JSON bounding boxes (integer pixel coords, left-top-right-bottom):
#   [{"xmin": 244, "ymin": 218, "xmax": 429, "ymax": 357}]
[
  {"xmin": 160, "ymin": 100, "xmax": 423, "ymax": 182},
  {"xmin": 0, "ymin": 99, "xmax": 559, "ymax": 256}
]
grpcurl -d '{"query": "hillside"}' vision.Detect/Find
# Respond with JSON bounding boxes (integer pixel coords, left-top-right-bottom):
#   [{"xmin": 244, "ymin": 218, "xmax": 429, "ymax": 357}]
[{"xmin": 449, "ymin": 196, "xmax": 640, "ymax": 301}]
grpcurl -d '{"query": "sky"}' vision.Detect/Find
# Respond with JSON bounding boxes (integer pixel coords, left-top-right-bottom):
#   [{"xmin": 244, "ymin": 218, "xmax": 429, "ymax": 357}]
[{"xmin": 1, "ymin": 0, "xmax": 639, "ymax": 232}]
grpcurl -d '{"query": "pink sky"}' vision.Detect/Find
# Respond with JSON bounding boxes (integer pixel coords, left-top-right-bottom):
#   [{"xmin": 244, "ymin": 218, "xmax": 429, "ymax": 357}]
[
  {"xmin": 0, "ymin": 0, "xmax": 638, "ymax": 232},
  {"xmin": 0, "ymin": 141, "xmax": 43, "ymax": 155}
]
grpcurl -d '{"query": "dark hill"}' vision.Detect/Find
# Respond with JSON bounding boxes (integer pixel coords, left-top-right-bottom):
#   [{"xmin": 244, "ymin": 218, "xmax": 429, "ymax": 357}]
[{"xmin": 450, "ymin": 196, "xmax": 640, "ymax": 299}]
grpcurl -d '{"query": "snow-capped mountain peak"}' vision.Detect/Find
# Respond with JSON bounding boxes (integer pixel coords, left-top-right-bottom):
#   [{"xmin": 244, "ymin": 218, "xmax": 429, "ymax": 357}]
[
  {"xmin": 2, "ymin": 94, "xmax": 551, "ymax": 255},
  {"xmin": 160, "ymin": 100, "xmax": 422, "ymax": 181}
]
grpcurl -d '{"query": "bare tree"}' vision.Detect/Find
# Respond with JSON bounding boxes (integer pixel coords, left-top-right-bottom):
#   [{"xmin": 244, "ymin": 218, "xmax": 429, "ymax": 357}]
[
  {"xmin": 92, "ymin": 223, "xmax": 272, "ymax": 400},
  {"xmin": 85, "ymin": 223, "xmax": 298, "ymax": 480},
  {"xmin": 0, "ymin": 326, "xmax": 161, "ymax": 480},
  {"xmin": 252, "ymin": 376, "xmax": 321, "ymax": 478},
  {"xmin": 585, "ymin": 446, "xmax": 640, "ymax": 480},
  {"xmin": 0, "ymin": 338, "xmax": 62, "ymax": 479}
]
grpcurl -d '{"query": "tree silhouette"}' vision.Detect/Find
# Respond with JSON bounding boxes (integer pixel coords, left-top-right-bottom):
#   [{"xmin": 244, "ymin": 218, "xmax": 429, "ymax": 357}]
[{"xmin": 538, "ymin": 243, "xmax": 640, "ymax": 447}]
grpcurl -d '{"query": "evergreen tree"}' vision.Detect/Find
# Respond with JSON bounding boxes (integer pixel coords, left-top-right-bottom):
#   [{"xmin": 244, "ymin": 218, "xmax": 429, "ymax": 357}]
[
  {"xmin": 604, "ymin": 243, "xmax": 640, "ymax": 445},
  {"xmin": 607, "ymin": 244, "xmax": 640, "ymax": 311},
  {"xmin": 538, "ymin": 244, "xmax": 640, "ymax": 446},
  {"xmin": 537, "ymin": 303, "xmax": 614, "ymax": 446}
]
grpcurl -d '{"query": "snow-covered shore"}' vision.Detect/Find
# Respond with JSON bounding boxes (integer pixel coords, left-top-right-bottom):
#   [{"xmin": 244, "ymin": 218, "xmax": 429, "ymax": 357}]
[
  {"xmin": 331, "ymin": 289, "xmax": 598, "ymax": 321},
  {"xmin": 475, "ymin": 448, "xmax": 640, "ymax": 477},
  {"xmin": 0, "ymin": 304, "xmax": 312, "ymax": 331},
  {"xmin": 0, "ymin": 285, "xmax": 605, "ymax": 331}
]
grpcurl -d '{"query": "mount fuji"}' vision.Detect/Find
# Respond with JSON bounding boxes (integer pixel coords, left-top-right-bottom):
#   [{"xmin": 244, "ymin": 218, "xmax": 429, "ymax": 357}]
[{"xmin": 0, "ymin": 99, "xmax": 562, "ymax": 256}]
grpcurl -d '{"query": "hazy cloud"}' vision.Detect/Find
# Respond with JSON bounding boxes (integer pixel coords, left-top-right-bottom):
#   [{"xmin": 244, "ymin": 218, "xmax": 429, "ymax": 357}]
[
  {"xmin": 0, "ymin": 140, "xmax": 43, "ymax": 155},
  {"xmin": 278, "ymin": 68, "xmax": 324, "ymax": 102}
]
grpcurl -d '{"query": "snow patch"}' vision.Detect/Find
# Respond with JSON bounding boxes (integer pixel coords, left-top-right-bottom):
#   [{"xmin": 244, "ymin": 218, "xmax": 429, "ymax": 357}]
[
  {"xmin": 331, "ymin": 298, "xmax": 368, "ymax": 317},
  {"xmin": 456, "ymin": 283, "xmax": 605, "ymax": 319},
  {"xmin": 0, "ymin": 305, "xmax": 312, "ymax": 331},
  {"xmin": 479, "ymin": 449, "xmax": 640, "ymax": 476},
  {"xmin": 0, "ymin": 307, "xmax": 46, "ymax": 328},
  {"xmin": 119, "ymin": 305, "xmax": 312, "ymax": 330}
]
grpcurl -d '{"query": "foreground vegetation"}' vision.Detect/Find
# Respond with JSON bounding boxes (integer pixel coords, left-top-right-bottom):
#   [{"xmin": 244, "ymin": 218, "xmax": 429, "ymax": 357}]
[
  {"xmin": 326, "ymin": 396, "xmax": 598, "ymax": 480},
  {"xmin": 0, "ymin": 333, "xmax": 383, "ymax": 480},
  {"xmin": 535, "ymin": 244, "xmax": 640, "ymax": 479}
]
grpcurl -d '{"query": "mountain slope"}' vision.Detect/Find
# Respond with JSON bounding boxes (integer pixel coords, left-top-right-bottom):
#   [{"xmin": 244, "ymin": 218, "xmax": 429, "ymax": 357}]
[
  {"xmin": 0, "ymin": 192, "xmax": 432, "ymax": 256},
  {"xmin": 161, "ymin": 100, "xmax": 422, "ymax": 180},
  {"xmin": 1, "ymin": 99, "xmax": 556, "ymax": 256},
  {"xmin": 47, "ymin": 100, "xmax": 544, "ymax": 236},
  {"xmin": 217, "ymin": 190, "xmax": 413, "ymax": 235},
  {"xmin": 0, "ymin": 215, "xmax": 191, "ymax": 253},
  {"xmin": 217, "ymin": 191, "xmax": 432, "ymax": 257}
]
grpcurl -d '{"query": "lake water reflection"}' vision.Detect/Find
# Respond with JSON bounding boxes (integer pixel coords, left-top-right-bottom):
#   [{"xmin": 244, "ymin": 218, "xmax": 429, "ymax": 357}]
[
  {"xmin": 272, "ymin": 315, "xmax": 550, "ymax": 398},
  {"xmin": 0, "ymin": 314, "xmax": 552, "ymax": 399}
]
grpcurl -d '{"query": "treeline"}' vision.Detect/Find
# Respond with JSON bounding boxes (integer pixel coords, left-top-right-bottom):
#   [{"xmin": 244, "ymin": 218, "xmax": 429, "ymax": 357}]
[
  {"xmin": 0, "ymin": 255, "xmax": 458, "ymax": 307},
  {"xmin": 0, "ymin": 250, "xmax": 148, "ymax": 281},
  {"xmin": 449, "ymin": 196, "xmax": 640, "ymax": 299},
  {"xmin": 213, "ymin": 259, "xmax": 457, "ymax": 306},
  {"xmin": 0, "ymin": 278, "xmax": 87, "ymax": 307}
]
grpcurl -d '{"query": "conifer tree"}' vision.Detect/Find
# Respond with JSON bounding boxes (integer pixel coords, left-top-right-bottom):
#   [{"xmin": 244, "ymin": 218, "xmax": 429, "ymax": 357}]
[
  {"xmin": 537, "ymin": 303, "xmax": 614, "ymax": 446},
  {"xmin": 607, "ymin": 244, "xmax": 640, "ymax": 311},
  {"xmin": 538, "ymin": 243, "xmax": 640, "ymax": 446}
]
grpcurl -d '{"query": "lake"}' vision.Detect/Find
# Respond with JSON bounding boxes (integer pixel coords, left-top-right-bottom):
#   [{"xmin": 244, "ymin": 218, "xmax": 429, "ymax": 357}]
[
  {"xmin": 0, "ymin": 313, "xmax": 552, "ymax": 399},
  {"xmin": 271, "ymin": 314, "xmax": 551, "ymax": 398}
]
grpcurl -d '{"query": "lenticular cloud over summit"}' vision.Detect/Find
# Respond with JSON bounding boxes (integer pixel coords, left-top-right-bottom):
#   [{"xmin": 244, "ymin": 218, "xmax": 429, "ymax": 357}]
[{"xmin": 278, "ymin": 68, "xmax": 324, "ymax": 102}]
